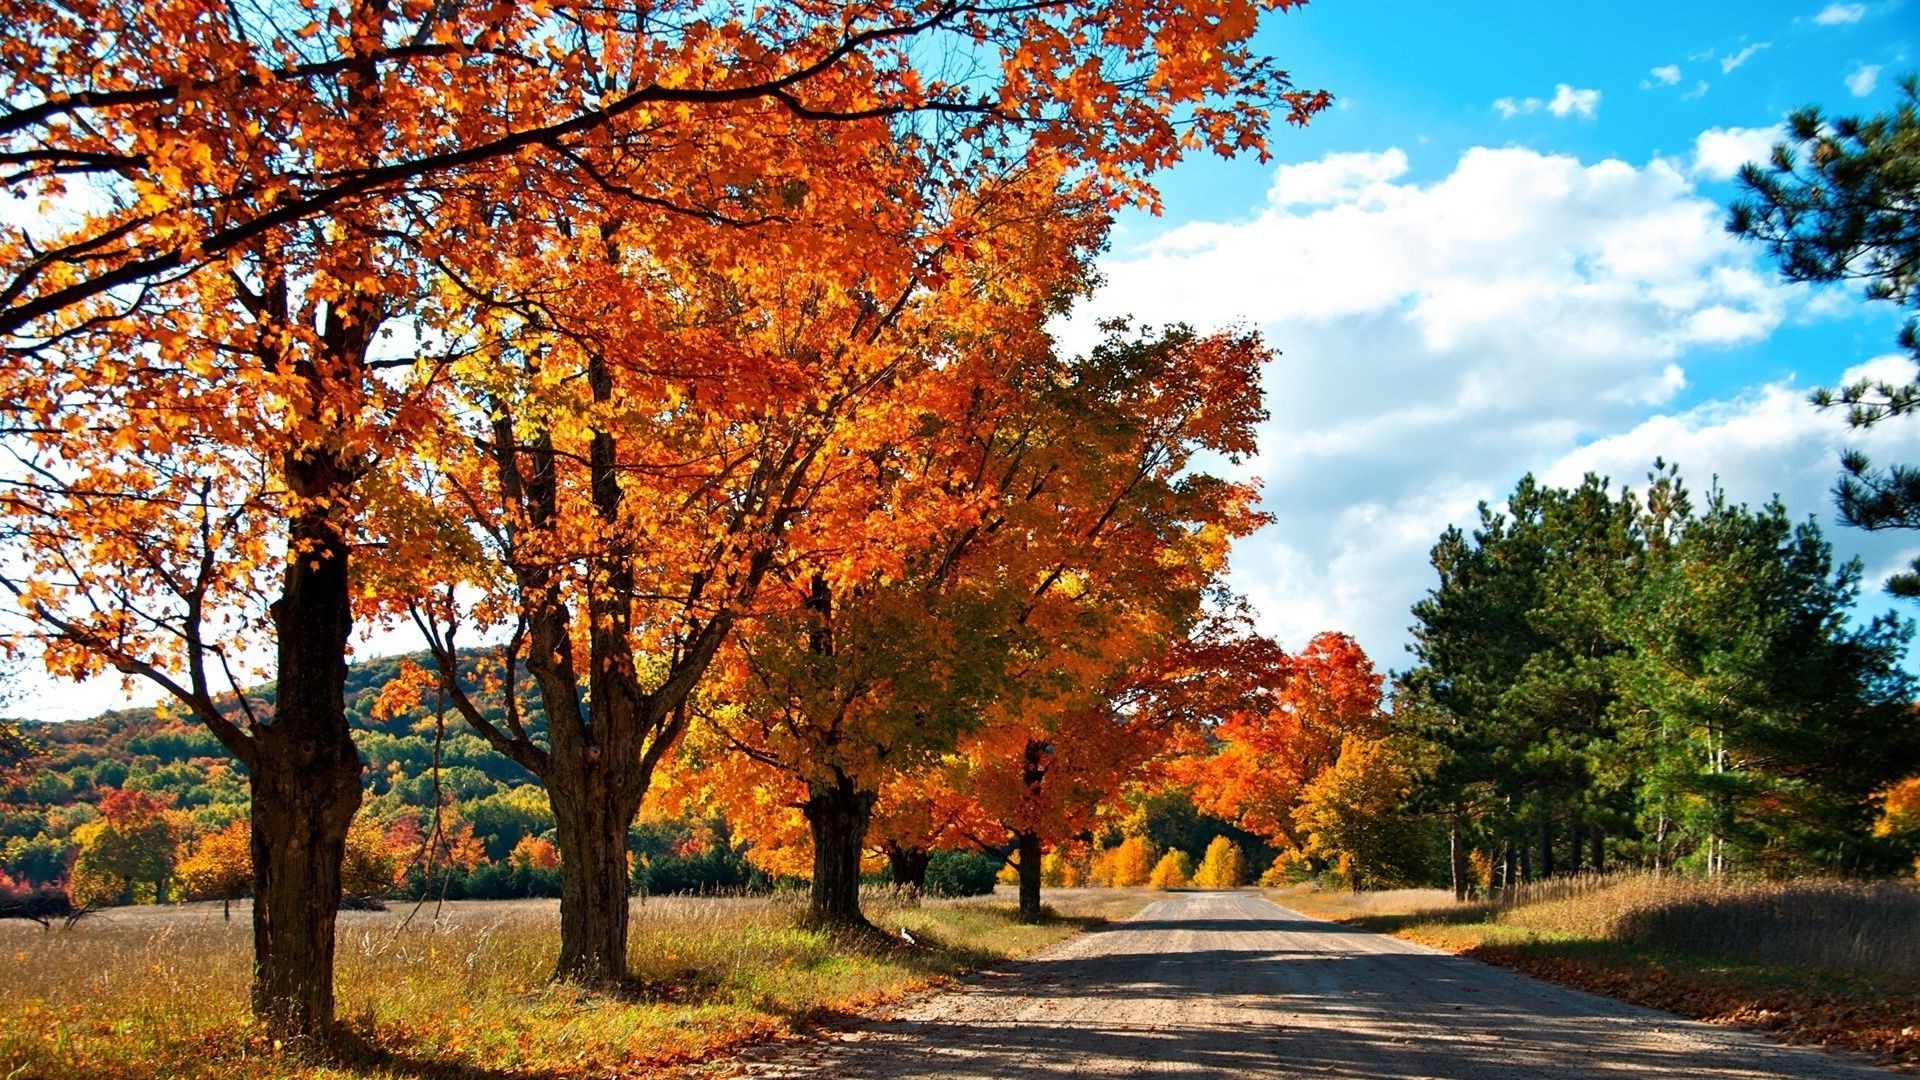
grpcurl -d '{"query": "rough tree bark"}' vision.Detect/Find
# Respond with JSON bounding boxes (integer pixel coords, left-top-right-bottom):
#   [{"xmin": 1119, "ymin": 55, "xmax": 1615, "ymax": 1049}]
[
  {"xmin": 885, "ymin": 843, "xmax": 930, "ymax": 892},
  {"xmin": 247, "ymin": 450, "xmax": 363, "ymax": 1043},
  {"xmin": 1015, "ymin": 831, "xmax": 1043, "ymax": 923},
  {"xmin": 803, "ymin": 773, "xmax": 879, "ymax": 929}
]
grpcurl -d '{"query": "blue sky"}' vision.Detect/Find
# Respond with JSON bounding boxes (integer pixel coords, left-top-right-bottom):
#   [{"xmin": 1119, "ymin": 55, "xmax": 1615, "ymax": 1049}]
[{"xmin": 1061, "ymin": 0, "xmax": 1920, "ymax": 675}]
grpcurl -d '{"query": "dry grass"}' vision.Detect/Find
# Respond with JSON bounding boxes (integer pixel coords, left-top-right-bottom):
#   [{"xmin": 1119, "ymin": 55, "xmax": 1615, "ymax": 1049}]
[
  {"xmin": 0, "ymin": 886, "xmax": 1146, "ymax": 1079},
  {"xmin": 1273, "ymin": 874, "xmax": 1920, "ymax": 980},
  {"xmin": 1268, "ymin": 875, "xmax": 1920, "ymax": 1069}
]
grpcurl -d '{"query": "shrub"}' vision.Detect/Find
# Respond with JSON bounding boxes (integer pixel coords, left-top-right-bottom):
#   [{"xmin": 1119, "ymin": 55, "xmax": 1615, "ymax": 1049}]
[
  {"xmin": 924, "ymin": 849, "xmax": 998, "ymax": 898},
  {"xmin": 1148, "ymin": 850, "xmax": 1192, "ymax": 889},
  {"xmin": 1191, "ymin": 836, "xmax": 1245, "ymax": 888}
]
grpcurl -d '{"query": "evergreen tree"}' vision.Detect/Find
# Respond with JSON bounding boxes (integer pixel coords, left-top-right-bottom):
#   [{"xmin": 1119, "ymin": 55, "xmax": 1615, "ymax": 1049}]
[{"xmin": 1729, "ymin": 75, "xmax": 1920, "ymax": 594}]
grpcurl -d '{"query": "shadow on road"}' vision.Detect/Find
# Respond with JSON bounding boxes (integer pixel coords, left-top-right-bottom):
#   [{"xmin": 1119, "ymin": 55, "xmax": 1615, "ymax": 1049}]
[{"xmin": 728, "ymin": 894, "xmax": 1884, "ymax": 1079}]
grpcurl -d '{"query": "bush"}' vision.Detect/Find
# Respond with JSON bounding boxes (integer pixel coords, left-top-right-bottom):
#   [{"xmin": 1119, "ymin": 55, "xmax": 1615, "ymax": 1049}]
[
  {"xmin": 1148, "ymin": 850, "xmax": 1192, "ymax": 889},
  {"xmin": 924, "ymin": 849, "xmax": 998, "ymax": 897}
]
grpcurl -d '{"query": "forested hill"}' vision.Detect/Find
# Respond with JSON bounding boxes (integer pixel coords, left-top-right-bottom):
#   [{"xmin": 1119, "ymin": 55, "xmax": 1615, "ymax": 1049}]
[
  {"xmin": 0, "ymin": 652, "xmax": 762, "ymax": 899},
  {"xmin": 11, "ymin": 650, "xmax": 541, "ymax": 809}
]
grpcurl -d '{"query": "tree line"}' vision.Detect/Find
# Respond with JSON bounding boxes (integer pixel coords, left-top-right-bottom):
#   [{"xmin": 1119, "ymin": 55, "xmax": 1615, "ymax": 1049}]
[
  {"xmin": 0, "ymin": 0, "xmax": 1332, "ymax": 1043},
  {"xmin": 1400, "ymin": 466, "xmax": 1920, "ymax": 894}
]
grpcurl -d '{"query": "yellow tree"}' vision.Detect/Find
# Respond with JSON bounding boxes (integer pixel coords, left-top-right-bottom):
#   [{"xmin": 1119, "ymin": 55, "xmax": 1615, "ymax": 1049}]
[
  {"xmin": 1190, "ymin": 836, "xmax": 1245, "ymax": 888},
  {"xmin": 175, "ymin": 819, "xmax": 252, "ymax": 919},
  {"xmin": 1294, "ymin": 736, "xmax": 1431, "ymax": 891}
]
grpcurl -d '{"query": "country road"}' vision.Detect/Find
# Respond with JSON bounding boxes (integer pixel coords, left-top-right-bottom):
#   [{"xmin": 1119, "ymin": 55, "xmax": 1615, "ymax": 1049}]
[{"xmin": 718, "ymin": 891, "xmax": 1894, "ymax": 1079}]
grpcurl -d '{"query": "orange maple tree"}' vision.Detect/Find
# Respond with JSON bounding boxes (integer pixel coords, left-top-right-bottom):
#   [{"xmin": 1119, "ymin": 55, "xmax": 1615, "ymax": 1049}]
[
  {"xmin": 932, "ymin": 326, "xmax": 1275, "ymax": 920},
  {"xmin": 2, "ymin": 0, "xmax": 1328, "ymax": 1027},
  {"xmin": 1185, "ymin": 631, "xmax": 1385, "ymax": 851}
]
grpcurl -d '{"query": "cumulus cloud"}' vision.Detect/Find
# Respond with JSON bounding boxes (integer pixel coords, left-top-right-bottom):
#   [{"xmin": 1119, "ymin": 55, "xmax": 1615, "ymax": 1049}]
[
  {"xmin": 1268, "ymin": 149, "xmax": 1410, "ymax": 208},
  {"xmin": 1549, "ymin": 84, "xmax": 1602, "ymax": 119},
  {"xmin": 1813, "ymin": 2, "xmax": 1867, "ymax": 24},
  {"xmin": 1848, "ymin": 62, "xmax": 1882, "ymax": 96},
  {"xmin": 1690, "ymin": 124, "xmax": 1785, "ymax": 180},
  {"xmin": 1063, "ymin": 143, "xmax": 1838, "ymax": 664},
  {"xmin": 1542, "ymin": 355, "xmax": 1920, "ymax": 588},
  {"xmin": 1495, "ymin": 84, "xmax": 1601, "ymax": 120},
  {"xmin": 1643, "ymin": 64, "xmax": 1683, "ymax": 89}
]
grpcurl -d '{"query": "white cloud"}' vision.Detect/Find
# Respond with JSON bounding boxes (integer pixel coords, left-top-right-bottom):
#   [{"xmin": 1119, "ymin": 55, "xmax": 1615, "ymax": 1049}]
[
  {"xmin": 1549, "ymin": 84, "xmax": 1602, "ymax": 119},
  {"xmin": 1493, "ymin": 96, "xmax": 1541, "ymax": 119},
  {"xmin": 1848, "ymin": 63, "xmax": 1883, "ymax": 96},
  {"xmin": 1268, "ymin": 149, "xmax": 1410, "ymax": 208},
  {"xmin": 1721, "ymin": 42, "xmax": 1771, "ymax": 73},
  {"xmin": 1644, "ymin": 64, "xmax": 1683, "ymax": 88},
  {"xmin": 1062, "ymin": 143, "xmax": 1839, "ymax": 666},
  {"xmin": 1814, "ymin": 2, "xmax": 1867, "ymax": 24},
  {"xmin": 1690, "ymin": 124, "xmax": 1785, "ymax": 180},
  {"xmin": 1683, "ymin": 80, "xmax": 1712, "ymax": 101},
  {"xmin": 1495, "ymin": 84, "xmax": 1600, "ymax": 121}
]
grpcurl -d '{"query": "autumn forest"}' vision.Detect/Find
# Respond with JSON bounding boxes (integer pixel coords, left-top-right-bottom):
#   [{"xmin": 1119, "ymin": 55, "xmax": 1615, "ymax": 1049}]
[{"xmin": 1, "ymin": 0, "xmax": 1918, "ymax": 1075}]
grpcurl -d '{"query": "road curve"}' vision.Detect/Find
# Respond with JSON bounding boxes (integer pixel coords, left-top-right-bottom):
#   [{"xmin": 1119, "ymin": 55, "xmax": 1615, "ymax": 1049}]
[{"xmin": 716, "ymin": 890, "xmax": 1893, "ymax": 1079}]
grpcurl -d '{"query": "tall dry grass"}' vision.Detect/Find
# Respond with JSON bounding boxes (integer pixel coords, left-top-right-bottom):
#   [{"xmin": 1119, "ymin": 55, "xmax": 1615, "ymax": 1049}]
[
  {"xmin": 0, "ymin": 887, "xmax": 1143, "ymax": 1079},
  {"xmin": 1278, "ymin": 872, "xmax": 1920, "ymax": 982}
]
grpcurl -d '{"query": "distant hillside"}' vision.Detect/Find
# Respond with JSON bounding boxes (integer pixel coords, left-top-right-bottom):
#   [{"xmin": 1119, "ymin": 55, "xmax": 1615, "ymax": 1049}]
[{"xmin": 0, "ymin": 652, "xmax": 763, "ymax": 897}]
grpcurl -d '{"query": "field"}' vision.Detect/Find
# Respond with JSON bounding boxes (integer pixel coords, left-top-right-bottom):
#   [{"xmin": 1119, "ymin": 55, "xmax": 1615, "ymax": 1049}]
[
  {"xmin": 0, "ymin": 887, "xmax": 1147, "ymax": 1080},
  {"xmin": 1270, "ymin": 875, "xmax": 1920, "ymax": 1071}
]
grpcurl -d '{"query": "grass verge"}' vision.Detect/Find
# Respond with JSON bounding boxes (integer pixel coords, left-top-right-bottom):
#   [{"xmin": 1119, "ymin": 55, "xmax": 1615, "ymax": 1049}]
[
  {"xmin": 0, "ymin": 886, "xmax": 1146, "ymax": 1079},
  {"xmin": 1268, "ymin": 876, "xmax": 1920, "ymax": 1072}
]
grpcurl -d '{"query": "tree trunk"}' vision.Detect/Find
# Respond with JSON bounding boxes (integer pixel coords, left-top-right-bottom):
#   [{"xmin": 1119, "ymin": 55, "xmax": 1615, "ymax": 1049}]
[
  {"xmin": 1589, "ymin": 823, "xmax": 1605, "ymax": 874},
  {"xmin": 248, "ymin": 508, "xmax": 361, "ymax": 1045},
  {"xmin": 1015, "ymin": 831, "xmax": 1043, "ymax": 923},
  {"xmin": 548, "ymin": 772, "xmax": 636, "ymax": 985},
  {"xmin": 885, "ymin": 843, "xmax": 930, "ymax": 892},
  {"xmin": 803, "ymin": 776, "xmax": 878, "ymax": 930},
  {"xmin": 1449, "ymin": 813, "xmax": 1469, "ymax": 902},
  {"xmin": 1567, "ymin": 819, "xmax": 1584, "ymax": 875},
  {"xmin": 1538, "ymin": 818, "xmax": 1555, "ymax": 878}
]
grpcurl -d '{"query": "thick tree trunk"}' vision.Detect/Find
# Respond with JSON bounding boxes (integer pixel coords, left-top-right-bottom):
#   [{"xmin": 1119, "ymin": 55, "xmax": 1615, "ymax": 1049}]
[
  {"xmin": 1567, "ymin": 820, "xmax": 1584, "ymax": 875},
  {"xmin": 803, "ymin": 777, "xmax": 878, "ymax": 930},
  {"xmin": 548, "ymin": 773, "xmax": 636, "ymax": 985},
  {"xmin": 1589, "ymin": 823, "xmax": 1605, "ymax": 874},
  {"xmin": 1015, "ymin": 831, "xmax": 1043, "ymax": 923},
  {"xmin": 885, "ymin": 843, "xmax": 930, "ymax": 892},
  {"xmin": 249, "ymin": 507, "xmax": 361, "ymax": 1044}
]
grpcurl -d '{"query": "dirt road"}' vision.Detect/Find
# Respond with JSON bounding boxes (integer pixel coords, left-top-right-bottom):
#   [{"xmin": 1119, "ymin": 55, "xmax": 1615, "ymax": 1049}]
[{"xmin": 718, "ymin": 891, "xmax": 1892, "ymax": 1079}]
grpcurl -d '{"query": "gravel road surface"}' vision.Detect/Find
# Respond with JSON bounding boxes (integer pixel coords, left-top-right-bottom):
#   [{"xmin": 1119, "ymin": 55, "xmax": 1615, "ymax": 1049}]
[{"xmin": 717, "ymin": 890, "xmax": 1892, "ymax": 1079}]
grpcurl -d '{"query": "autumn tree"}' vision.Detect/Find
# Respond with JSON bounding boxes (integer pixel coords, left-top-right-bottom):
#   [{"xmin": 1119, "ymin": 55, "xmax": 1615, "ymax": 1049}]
[
  {"xmin": 1294, "ymin": 737, "xmax": 1430, "ymax": 891},
  {"xmin": 4, "ymin": 0, "xmax": 1325, "ymax": 1023},
  {"xmin": 1091, "ymin": 835, "xmax": 1158, "ymax": 887},
  {"xmin": 175, "ymin": 819, "xmax": 252, "ymax": 919},
  {"xmin": 1148, "ymin": 849, "xmax": 1192, "ymax": 889},
  {"xmin": 69, "ymin": 789, "xmax": 177, "ymax": 907},
  {"xmin": 1190, "ymin": 836, "xmax": 1246, "ymax": 889},
  {"xmin": 1185, "ymin": 631, "xmax": 1377, "ymax": 851}
]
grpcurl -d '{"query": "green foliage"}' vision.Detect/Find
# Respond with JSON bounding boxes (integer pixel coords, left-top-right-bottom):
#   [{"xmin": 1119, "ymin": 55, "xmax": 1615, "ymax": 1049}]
[
  {"xmin": 630, "ymin": 819, "xmax": 769, "ymax": 896},
  {"xmin": 1729, "ymin": 74, "xmax": 1920, "ymax": 596},
  {"xmin": 1405, "ymin": 464, "xmax": 1920, "ymax": 883},
  {"xmin": 923, "ymin": 849, "xmax": 998, "ymax": 897},
  {"xmin": 1293, "ymin": 738, "xmax": 1435, "ymax": 889}
]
